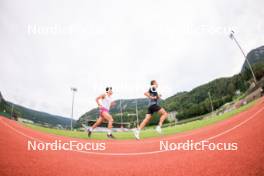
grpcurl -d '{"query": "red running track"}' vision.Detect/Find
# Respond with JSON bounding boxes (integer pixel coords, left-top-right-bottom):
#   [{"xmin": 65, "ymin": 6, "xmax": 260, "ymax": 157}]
[{"xmin": 0, "ymin": 98, "xmax": 264, "ymax": 176}]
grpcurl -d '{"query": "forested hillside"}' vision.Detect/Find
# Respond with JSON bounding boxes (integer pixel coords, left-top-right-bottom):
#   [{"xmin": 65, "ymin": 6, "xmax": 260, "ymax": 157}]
[{"xmin": 0, "ymin": 92, "xmax": 74, "ymax": 127}]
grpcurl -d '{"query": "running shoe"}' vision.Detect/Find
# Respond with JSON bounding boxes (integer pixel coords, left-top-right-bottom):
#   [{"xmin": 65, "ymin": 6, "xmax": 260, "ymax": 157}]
[
  {"xmin": 133, "ymin": 128, "xmax": 140, "ymax": 140},
  {"xmin": 87, "ymin": 129, "xmax": 92, "ymax": 138},
  {"xmin": 155, "ymin": 126, "xmax": 162, "ymax": 134},
  {"xmin": 107, "ymin": 133, "xmax": 115, "ymax": 139}
]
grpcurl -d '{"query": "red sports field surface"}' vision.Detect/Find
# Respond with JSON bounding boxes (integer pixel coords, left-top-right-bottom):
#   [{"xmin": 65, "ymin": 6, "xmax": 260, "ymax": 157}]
[{"xmin": 1, "ymin": 98, "xmax": 264, "ymax": 176}]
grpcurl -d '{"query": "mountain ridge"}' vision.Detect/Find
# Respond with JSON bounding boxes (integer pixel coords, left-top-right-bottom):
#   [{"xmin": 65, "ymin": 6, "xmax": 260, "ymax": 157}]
[{"xmin": 0, "ymin": 91, "xmax": 74, "ymax": 128}]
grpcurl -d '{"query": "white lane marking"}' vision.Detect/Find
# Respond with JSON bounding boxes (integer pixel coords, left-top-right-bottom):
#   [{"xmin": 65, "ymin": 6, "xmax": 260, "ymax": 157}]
[
  {"xmin": 205, "ymin": 106, "xmax": 264, "ymax": 141},
  {"xmin": 5, "ymin": 103, "xmax": 252, "ymax": 146},
  {"xmin": 0, "ymin": 106, "xmax": 263, "ymax": 156}
]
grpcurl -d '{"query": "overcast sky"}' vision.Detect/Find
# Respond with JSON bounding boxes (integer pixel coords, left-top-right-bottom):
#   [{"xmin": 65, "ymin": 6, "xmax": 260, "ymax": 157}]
[{"xmin": 0, "ymin": 0, "xmax": 263, "ymax": 119}]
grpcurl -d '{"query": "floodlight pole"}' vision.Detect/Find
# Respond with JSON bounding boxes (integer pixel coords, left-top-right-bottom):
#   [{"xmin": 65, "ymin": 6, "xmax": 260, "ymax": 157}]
[
  {"xmin": 70, "ymin": 87, "xmax": 77, "ymax": 131},
  {"xmin": 120, "ymin": 99, "xmax": 123, "ymax": 127},
  {"xmin": 135, "ymin": 99, "xmax": 139, "ymax": 128},
  {"xmin": 229, "ymin": 30, "xmax": 257, "ymax": 84},
  {"xmin": 11, "ymin": 104, "xmax": 14, "ymax": 118},
  {"xmin": 208, "ymin": 92, "xmax": 214, "ymax": 115}
]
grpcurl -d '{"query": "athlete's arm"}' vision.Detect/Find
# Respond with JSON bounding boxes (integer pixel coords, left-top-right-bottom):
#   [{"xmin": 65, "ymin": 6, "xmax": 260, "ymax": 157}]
[
  {"xmin": 110, "ymin": 101, "xmax": 116, "ymax": 108},
  {"xmin": 96, "ymin": 94, "xmax": 105, "ymax": 107},
  {"xmin": 144, "ymin": 92, "xmax": 157, "ymax": 100}
]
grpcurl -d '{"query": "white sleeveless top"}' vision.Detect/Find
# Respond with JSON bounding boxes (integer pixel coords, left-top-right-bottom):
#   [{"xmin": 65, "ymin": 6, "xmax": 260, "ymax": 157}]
[{"xmin": 101, "ymin": 94, "xmax": 113, "ymax": 110}]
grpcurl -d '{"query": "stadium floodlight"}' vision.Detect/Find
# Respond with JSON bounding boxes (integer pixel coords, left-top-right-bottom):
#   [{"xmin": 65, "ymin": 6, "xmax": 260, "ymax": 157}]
[
  {"xmin": 70, "ymin": 87, "xmax": 77, "ymax": 131},
  {"xmin": 208, "ymin": 92, "xmax": 214, "ymax": 115},
  {"xmin": 229, "ymin": 30, "xmax": 257, "ymax": 84}
]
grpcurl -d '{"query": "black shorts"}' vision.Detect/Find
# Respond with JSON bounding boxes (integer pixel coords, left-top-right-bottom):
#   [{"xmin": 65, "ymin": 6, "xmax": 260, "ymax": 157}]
[{"xmin": 147, "ymin": 104, "xmax": 162, "ymax": 115}]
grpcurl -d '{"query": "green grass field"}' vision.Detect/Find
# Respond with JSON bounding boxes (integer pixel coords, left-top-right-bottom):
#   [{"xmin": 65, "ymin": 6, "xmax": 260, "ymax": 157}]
[{"xmin": 22, "ymin": 100, "xmax": 257, "ymax": 140}]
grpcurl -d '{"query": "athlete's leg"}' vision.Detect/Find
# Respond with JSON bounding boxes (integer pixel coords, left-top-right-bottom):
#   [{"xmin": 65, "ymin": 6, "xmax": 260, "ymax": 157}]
[
  {"xmin": 139, "ymin": 114, "xmax": 152, "ymax": 130},
  {"xmin": 88, "ymin": 116, "xmax": 104, "ymax": 137},
  {"xmin": 157, "ymin": 108, "xmax": 168, "ymax": 127},
  {"xmin": 101, "ymin": 112, "xmax": 114, "ymax": 129},
  {"xmin": 101, "ymin": 111, "xmax": 115, "ymax": 138},
  {"xmin": 91, "ymin": 116, "xmax": 104, "ymax": 129},
  {"xmin": 133, "ymin": 114, "xmax": 152, "ymax": 139}
]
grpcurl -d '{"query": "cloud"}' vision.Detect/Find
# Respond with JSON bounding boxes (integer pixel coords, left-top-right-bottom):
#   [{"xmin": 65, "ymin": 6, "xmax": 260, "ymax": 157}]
[{"xmin": 0, "ymin": 0, "xmax": 263, "ymax": 119}]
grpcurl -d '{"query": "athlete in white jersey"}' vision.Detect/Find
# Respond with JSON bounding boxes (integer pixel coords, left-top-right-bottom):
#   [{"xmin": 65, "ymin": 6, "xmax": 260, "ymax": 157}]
[
  {"xmin": 101, "ymin": 94, "xmax": 112, "ymax": 111},
  {"xmin": 87, "ymin": 87, "xmax": 116, "ymax": 139}
]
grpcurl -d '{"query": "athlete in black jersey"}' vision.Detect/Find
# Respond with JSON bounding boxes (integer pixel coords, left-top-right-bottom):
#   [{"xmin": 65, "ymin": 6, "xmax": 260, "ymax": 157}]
[{"xmin": 133, "ymin": 80, "xmax": 168, "ymax": 139}]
